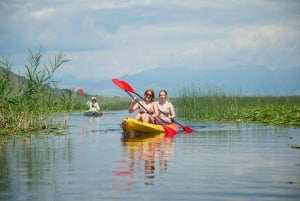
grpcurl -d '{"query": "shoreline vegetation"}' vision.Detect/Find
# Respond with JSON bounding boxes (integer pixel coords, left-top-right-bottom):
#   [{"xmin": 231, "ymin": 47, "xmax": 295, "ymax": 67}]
[
  {"xmin": 1, "ymin": 50, "xmax": 299, "ymax": 135},
  {"xmin": 175, "ymin": 86, "xmax": 300, "ymax": 126},
  {"xmin": 0, "ymin": 49, "xmax": 70, "ymax": 135}
]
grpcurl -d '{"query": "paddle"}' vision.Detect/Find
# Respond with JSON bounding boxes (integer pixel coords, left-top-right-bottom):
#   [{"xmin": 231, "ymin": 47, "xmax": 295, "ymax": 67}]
[
  {"xmin": 112, "ymin": 78, "xmax": 195, "ymax": 133},
  {"xmin": 77, "ymin": 88, "xmax": 89, "ymax": 100},
  {"xmin": 112, "ymin": 78, "xmax": 177, "ymax": 137}
]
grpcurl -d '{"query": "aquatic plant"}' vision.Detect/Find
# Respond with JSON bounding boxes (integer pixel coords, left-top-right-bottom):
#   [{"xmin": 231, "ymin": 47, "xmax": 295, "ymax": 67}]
[
  {"xmin": 176, "ymin": 85, "xmax": 300, "ymax": 126},
  {"xmin": 0, "ymin": 49, "xmax": 69, "ymax": 134}
]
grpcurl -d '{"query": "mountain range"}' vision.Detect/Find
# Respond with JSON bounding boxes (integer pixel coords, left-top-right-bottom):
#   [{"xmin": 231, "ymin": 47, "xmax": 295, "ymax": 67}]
[{"xmin": 56, "ymin": 65, "xmax": 300, "ymax": 97}]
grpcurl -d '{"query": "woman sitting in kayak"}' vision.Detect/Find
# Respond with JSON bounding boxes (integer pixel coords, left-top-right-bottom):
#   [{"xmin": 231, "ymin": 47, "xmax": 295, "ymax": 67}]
[
  {"xmin": 128, "ymin": 89, "xmax": 159, "ymax": 123},
  {"xmin": 156, "ymin": 89, "xmax": 176, "ymax": 124}
]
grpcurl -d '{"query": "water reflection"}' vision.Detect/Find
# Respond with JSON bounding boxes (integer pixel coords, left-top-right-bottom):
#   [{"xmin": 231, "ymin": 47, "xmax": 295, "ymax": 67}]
[
  {"xmin": 1, "ymin": 111, "xmax": 300, "ymax": 201},
  {"xmin": 114, "ymin": 133, "xmax": 175, "ymax": 188},
  {"xmin": 87, "ymin": 116, "xmax": 101, "ymax": 123},
  {"xmin": 0, "ymin": 134, "xmax": 74, "ymax": 200},
  {"xmin": 79, "ymin": 116, "xmax": 102, "ymax": 135}
]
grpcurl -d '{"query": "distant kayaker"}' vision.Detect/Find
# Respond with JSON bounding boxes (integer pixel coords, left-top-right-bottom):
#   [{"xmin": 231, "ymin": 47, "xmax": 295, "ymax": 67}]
[
  {"xmin": 156, "ymin": 90, "xmax": 176, "ymax": 124},
  {"xmin": 87, "ymin": 97, "xmax": 100, "ymax": 112},
  {"xmin": 128, "ymin": 89, "xmax": 159, "ymax": 123}
]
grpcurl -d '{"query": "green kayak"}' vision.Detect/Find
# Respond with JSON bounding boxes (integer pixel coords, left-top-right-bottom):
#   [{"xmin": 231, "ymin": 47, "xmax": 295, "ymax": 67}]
[{"xmin": 84, "ymin": 111, "xmax": 103, "ymax": 117}]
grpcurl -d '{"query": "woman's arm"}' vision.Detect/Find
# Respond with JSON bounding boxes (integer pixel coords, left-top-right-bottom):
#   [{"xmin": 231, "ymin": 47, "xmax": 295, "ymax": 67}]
[{"xmin": 129, "ymin": 98, "xmax": 139, "ymax": 113}]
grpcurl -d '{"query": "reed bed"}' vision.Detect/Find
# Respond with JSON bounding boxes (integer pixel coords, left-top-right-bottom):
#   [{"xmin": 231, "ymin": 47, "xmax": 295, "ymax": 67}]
[
  {"xmin": 0, "ymin": 49, "xmax": 132, "ymax": 135},
  {"xmin": 0, "ymin": 49, "xmax": 71, "ymax": 135},
  {"xmin": 99, "ymin": 96, "xmax": 130, "ymax": 111},
  {"xmin": 175, "ymin": 85, "xmax": 300, "ymax": 126}
]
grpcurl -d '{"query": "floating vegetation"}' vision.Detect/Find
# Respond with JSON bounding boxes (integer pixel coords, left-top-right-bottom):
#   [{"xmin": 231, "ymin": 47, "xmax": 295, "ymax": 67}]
[
  {"xmin": 176, "ymin": 85, "xmax": 300, "ymax": 126},
  {"xmin": 288, "ymin": 181, "xmax": 300, "ymax": 186},
  {"xmin": 290, "ymin": 144, "xmax": 300, "ymax": 149}
]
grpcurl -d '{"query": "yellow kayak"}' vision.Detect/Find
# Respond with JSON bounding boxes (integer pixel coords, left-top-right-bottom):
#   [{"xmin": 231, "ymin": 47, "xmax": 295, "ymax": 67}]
[{"xmin": 121, "ymin": 117, "xmax": 178, "ymax": 136}]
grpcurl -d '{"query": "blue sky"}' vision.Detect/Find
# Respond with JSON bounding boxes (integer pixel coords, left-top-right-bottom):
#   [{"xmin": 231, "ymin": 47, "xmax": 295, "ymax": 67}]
[{"xmin": 1, "ymin": 0, "xmax": 300, "ymax": 83}]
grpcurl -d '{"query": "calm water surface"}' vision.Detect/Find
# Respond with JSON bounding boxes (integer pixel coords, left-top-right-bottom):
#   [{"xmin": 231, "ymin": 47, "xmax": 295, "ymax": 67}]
[{"xmin": 0, "ymin": 110, "xmax": 299, "ymax": 201}]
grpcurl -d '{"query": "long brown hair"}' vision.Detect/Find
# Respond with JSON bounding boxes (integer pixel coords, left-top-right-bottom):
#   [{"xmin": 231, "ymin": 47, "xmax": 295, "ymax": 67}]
[{"xmin": 144, "ymin": 89, "xmax": 155, "ymax": 101}]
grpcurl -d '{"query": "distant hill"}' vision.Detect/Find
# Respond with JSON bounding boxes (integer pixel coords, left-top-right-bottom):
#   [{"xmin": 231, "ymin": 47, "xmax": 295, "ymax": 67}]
[
  {"xmin": 0, "ymin": 67, "xmax": 73, "ymax": 96},
  {"xmin": 121, "ymin": 65, "xmax": 300, "ymax": 96},
  {"xmin": 55, "ymin": 65, "xmax": 300, "ymax": 97},
  {"xmin": 0, "ymin": 66, "xmax": 28, "ymax": 94},
  {"xmin": 5, "ymin": 64, "xmax": 297, "ymax": 97}
]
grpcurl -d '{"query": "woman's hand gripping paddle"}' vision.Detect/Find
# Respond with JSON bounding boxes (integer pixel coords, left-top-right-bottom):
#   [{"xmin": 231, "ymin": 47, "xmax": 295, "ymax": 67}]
[
  {"xmin": 112, "ymin": 78, "xmax": 177, "ymax": 137},
  {"xmin": 112, "ymin": 78, "xmax": 195, "ymax": 134}
]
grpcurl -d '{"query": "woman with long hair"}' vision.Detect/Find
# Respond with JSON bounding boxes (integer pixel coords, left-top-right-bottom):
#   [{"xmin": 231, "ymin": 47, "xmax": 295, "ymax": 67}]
[
  {"xmin": 128, "ymin": 89, "xmax": 159, "ymax": 123},
  {"xmin": 156, "ymin": 90, "xmax": 176, "ymax": 124}
]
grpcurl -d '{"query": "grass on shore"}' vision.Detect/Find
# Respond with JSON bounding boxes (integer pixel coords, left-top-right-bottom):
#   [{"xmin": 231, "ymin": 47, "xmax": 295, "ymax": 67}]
[{"xmin": 175, "ymin": 86, "xmax": 300, "ymax": 126}]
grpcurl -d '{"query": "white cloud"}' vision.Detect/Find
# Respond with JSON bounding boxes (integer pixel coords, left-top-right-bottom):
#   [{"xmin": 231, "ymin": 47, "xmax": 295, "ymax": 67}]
[
  {"xmin": 30, "ymin": 7, "xmax": 56, "ymax": 20},
  {"xmin": 1, "ymin": 0, "xmax": 299, "ymax": 82}
]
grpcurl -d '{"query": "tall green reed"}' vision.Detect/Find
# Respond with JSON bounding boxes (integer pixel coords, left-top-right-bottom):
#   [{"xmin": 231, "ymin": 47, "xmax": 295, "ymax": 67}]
[
  {"xmin": 176, "ymin": 85, "xmax": 238, "ymax": 120},
  {"xmin": 176, "ymin": 85, "xmax": 300, "ymax": 126},
  {"xmin": 0, "ymin": 49, "xmax": 69, "ymax": 134}
]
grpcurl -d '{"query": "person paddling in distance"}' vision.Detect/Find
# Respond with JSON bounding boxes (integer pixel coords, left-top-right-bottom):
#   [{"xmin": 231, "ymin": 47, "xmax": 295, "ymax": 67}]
[
  {"xmin": 87, "ymin": 97, "xmax": 100, "ymax": 112},
  {"xmin": 128, "ymin": 89, "xmax": 159, "ymax": 123},
  {"xmin": 156, "ymin": 90, "xmax": 176, "ymax": 124}
]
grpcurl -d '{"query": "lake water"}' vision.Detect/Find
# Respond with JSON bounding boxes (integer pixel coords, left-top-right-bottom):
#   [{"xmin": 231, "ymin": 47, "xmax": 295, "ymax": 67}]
[{"xmin": 0, "ymin": 110, "xmax": 299, "ymax": 201}]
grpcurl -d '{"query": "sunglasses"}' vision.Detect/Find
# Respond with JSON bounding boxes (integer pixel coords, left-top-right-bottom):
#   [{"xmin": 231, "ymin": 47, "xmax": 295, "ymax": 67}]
[{"xmin": 145, "ymin": 93, "xmax": 153, "ymax": 97}]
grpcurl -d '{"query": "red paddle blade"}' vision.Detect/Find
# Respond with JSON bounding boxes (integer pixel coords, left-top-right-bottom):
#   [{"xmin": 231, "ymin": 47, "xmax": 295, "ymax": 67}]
[
  {"xmin": 182, "ymin": 125, "xmax": 195, "ymax": 133},
  {"xmin": 112, "ymin": 78, "xmax": 121, "ymax": 88},
  {"xmin": 120, "ymin": 80, "xmax": 135, "ymax": 93},
  {"xmin": 78, "ymin": 88, "xmax": 86, "ymax": 96},
  {"xmin": 163, "ymin": 125, "xmax": 177, "ymax": 138},
  {"xmin": 112, "ymin": 78, "xmax": 135, "ymax": 93}
]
